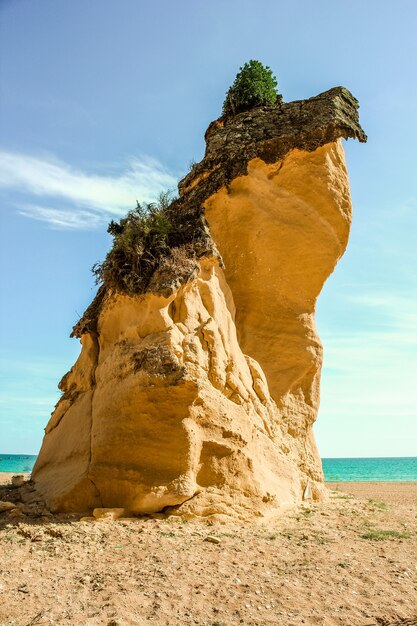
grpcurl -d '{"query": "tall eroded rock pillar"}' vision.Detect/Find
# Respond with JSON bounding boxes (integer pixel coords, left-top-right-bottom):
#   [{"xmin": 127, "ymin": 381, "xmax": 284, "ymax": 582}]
[{"xmin": 32, "ymin": 87, "xmax": 366, "ymax": 516}]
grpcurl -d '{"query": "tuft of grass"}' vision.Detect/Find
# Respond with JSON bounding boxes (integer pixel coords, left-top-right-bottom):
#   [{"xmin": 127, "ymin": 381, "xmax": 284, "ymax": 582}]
[
  {"xmin": 337, "ymin": 562, "xmax": 350, "ymax": 569},
  {"xmin": 281, "ymin": 529, "xmax": 294, "ymax": 540},
  {"xmin": 315, "ymin": 534, "xmax": 333, "ymax": 545},
  {"xmin": 361, "ymin": 518, "xmax": 374, "ymax": 529},
  {"xmin": 368, "ymin": 499, "xmax": 389, "ymax": 510},
  {"xmin": 361, "ymin": 529, "xmax": 411, "ymax": 541},
  {"xmin": 332, "ymin": 493, "xmax": 353, "ymax": 500}
]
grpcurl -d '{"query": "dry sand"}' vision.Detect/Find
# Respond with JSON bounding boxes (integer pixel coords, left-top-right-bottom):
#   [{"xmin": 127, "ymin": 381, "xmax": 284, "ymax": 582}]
[
  {"xmin": 326, "ymin": 482, "xmax": 417, "ymax": 506},
  {"xmin": 0, "ymin": 475, "xmax": 416, "ymax": 626},
  {"xmin": 0, "ymin": 473, "xmax": 31, "ymax": 486}
]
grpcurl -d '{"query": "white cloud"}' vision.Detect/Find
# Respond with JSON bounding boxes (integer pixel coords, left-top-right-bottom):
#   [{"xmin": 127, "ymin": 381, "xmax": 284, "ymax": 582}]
[
  {"xmin": 0, "ymin": 150, "xmax": 178, "ymax": 229},
  {"xmin": 18, "ymin": 205, "xmax": 108, "ymax": 230}
]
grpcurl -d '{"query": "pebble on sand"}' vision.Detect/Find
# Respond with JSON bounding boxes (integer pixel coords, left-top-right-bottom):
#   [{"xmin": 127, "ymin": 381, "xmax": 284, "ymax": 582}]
[{"xmin": 205, "ymin": 535, "xmax": 222, "ymax": 545}]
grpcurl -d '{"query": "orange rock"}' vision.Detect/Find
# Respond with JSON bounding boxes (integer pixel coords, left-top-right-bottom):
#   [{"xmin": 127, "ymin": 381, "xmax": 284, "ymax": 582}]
[
  {"xmin": 32, "ymin": 88, "xmax": 365, "ymax": 517},
  {"xmin": 92, "ymin": 508, "xmax": 127, "ymax": 521}
]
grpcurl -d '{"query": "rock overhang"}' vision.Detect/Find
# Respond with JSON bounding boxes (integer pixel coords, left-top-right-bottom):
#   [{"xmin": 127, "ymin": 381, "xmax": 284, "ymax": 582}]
[{"xmin": 179, "ymin": 86, "xmax": 366, "ymax": 202}]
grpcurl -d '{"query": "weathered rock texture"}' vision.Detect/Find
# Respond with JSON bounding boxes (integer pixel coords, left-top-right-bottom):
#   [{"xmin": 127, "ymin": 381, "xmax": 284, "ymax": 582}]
[{"xmin": 33, "ymin": 87, "xmax": 366, "ymax": 516}]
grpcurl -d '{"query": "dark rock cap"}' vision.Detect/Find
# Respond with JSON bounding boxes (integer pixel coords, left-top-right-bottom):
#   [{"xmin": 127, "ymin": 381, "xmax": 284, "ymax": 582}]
[{"xmin": 179, "ymin": 86, "xmax": 366, "ymax": 203}]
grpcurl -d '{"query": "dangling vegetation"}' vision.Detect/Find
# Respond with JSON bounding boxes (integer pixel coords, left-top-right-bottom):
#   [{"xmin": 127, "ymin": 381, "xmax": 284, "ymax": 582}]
[
  {"xmin": 222, "ymin": 60, "xmax": 280, "ymax": 116},
  {"xmin": 91, "ymin": 188, "xmax": 211, "ymax": 299},
  {"xmin": 93, "ymin": 191, "xmax": 176, "ymax": 295}
]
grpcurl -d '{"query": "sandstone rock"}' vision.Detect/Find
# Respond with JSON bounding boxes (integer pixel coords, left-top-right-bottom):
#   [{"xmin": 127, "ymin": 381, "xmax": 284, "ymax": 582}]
[
  {"xmin": 303, "ymin": 480, "xmax": 312, "ymax": 501},
  {"xmin": 0, "ymin": 501, "xmax": 17, "ymax": 512},
  {"xmin": 32, "ymin": 86, "xmax": 365, "ymax": 516},
  {"xmin": 93, "ymin": 508, "xmax": 127, "ymax": 520},
  {"xmin": 20, "ymin": 503, "xmax": 46, "ymax": 516},
  {"xmin": 7, "ymin": 508, "xmax": 25, "ymax": 518},
  {"xmin": 205, "ymin": 535, "xmax": 222, "ymax": 544},
  {"xmin": 204, "ymin": 140, "xmax": 352, "ymax": 485},
  {"xmin": 11, "ymin": 475, "xmax": 25, "ymax": 487},
  {"xmin": 34, "ymin": 260, "xmax": 303, "ymax": 514}
]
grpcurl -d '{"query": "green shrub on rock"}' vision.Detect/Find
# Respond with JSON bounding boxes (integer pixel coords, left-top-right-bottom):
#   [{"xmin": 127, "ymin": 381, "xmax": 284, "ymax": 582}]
[
  {"xmin": 223, "ymin": 60, "xmax": 280, "ymax": 116},
  {"xmin": 93, "ymin": 191, "xmax": 174, "ymax": 295}
]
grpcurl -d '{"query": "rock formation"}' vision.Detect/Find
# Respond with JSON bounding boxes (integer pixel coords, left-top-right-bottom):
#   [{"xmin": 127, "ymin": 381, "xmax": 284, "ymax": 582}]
[{"xmin": 32, "ymin": 87, "xmax": 366, "ymax": 517}]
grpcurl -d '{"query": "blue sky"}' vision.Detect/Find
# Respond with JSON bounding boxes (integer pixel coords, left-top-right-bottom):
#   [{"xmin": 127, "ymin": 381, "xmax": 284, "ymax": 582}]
[{"xmin": 0, "ymin": 0, "xmax": 416, "ymax": 457}]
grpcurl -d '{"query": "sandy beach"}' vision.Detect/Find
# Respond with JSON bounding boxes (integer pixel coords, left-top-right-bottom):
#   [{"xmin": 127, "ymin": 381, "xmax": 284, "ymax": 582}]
[
  {"xmin": 0, "ymin": 472, "xmax": 31, "ymax": 485},
  {"xmin": 326, "ymin": 481, "xmax": 417, "ymax": 506},
  {"xmin": 0, "ymin": 475, "xmax": 416, "ymax": 626}
]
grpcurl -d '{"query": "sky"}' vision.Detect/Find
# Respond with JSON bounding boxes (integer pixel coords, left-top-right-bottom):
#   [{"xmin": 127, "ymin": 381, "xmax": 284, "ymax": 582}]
[{"xmin": 0, "ymin": 0, "xmax": 416, "ymax": 457}]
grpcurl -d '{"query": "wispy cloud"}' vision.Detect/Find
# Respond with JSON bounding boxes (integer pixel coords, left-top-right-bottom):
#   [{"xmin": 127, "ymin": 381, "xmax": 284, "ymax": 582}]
[
  {"xmin": 0, "ymin": 150, "xmax": 178, "ymax": 229},
  {"xmin": 17, "ymin": 205, "xmax": 109, "ymax": 230}
]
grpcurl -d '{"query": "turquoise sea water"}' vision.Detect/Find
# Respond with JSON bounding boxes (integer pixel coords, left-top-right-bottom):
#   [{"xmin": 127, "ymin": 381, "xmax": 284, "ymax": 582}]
[
  {"xmin": 322, "ymin": 457, "xmax": 417, "ymax": 482},
  {"xmin": 1, "ymin": 455, "xmax": 416, "ymax": 481},
  {"xmin": 0, "ymin": 454, "xmax": 37, "ymax": 473}
]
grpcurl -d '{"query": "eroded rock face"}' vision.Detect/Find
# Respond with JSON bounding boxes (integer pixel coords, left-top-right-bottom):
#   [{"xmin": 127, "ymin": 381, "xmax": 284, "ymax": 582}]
[
  {"xmin": 34, "ymin": 259, "xmax": 305, "ymax": 515},
  {"xmin": 204, "ymin": 140, "xmax": 352, "ymax": 486},
  {"xmin": 33, "ymin": 87, "xmax": 366, "ymax": 516}
]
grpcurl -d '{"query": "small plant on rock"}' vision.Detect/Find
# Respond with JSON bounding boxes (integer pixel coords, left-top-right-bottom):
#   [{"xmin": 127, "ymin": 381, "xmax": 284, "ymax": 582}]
[{"xmin": 222, "ymin": 60, "xmax": 280, "ymax": 116}]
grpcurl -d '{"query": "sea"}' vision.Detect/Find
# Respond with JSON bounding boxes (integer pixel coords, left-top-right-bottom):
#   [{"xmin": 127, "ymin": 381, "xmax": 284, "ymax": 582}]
[
  {"xmin": 0, "ymin": 454, "xmax": 37, "ymax": 473},
  {"xmin": 0, "ymin": 454, "xmax": 416, "ymax": 481},
  {"xmin": 322, "ymin": 457, "xmax": 417, "ymax": 482}
]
